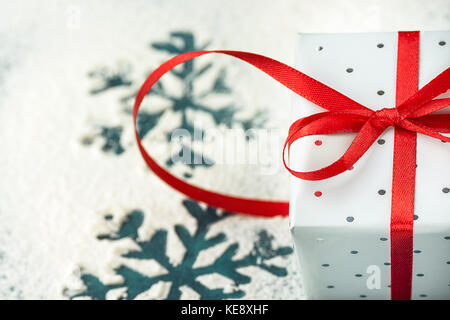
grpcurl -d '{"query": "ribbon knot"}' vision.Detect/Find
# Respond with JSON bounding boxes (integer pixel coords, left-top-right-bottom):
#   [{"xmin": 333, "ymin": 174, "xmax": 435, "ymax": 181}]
[{"xmin": 372, "ymin": 107, "xmax": 403, "ymax": 128}]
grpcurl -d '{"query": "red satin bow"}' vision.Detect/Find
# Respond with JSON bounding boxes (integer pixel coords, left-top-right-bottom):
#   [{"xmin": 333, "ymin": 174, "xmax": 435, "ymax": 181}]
[
  {"xmin": 133, "ymin": 32, "xmax": 450, "ymax": 300},
  {"xmin": 283, "ymin": 77, "xmax": 450, "ymax": 181}
]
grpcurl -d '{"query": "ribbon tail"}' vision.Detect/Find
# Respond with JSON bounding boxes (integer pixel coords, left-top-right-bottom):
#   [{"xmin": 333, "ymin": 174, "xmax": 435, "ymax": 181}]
[
  {"xmin": 416, "ymin": 114, "xmax": 450, "ymax": 133},
  {"xmin": 398, "ymin": 67, "xmax": 450, "ymax": 117},
  {"xmin": 409, "ymin": 98, "xmax": 450, "ymax": 118},
  {"xmin": 402, "ymin": 119, "xmax": 450, "ymax": 142}
]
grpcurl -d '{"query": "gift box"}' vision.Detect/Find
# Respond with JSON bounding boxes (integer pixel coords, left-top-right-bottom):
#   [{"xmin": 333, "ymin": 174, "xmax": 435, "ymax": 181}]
[
  {"xmin": 133, "ymin": 30, "xmax": 449, "ymax": 300},
  {"xmin": 289, "ymin": 31, "xmax": 450, "ymax": 299}
]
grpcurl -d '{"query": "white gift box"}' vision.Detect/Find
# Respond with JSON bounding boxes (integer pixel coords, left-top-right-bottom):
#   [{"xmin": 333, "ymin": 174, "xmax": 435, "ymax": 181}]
[{"xmin": 289, "ymin": 31, "xmax": 450, "ymax": 300}]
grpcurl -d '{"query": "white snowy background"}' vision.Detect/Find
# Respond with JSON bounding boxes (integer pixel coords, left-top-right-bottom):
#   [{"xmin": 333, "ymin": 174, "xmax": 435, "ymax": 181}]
[{"xmin": 0, "ymin": 0, "xmax": 449, "ymax": 299}]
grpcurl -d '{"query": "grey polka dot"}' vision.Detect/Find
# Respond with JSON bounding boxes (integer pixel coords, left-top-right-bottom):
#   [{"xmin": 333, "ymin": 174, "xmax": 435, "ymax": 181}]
[
  {"xmin": 346, "ymin": 216, "xmax": 354, "ymax": 222},
  {"xmin": 384, "ymin": 262, "xmax": 391, "ymax": 266},
  {"xmin": 378, "ymin": 189, "xmax": 386, "ymax": 195},
  {"xmin": 322, "ymin": 264, "xmax": 330, "ymax": 267},
  {"xmin": 377, "ymin": 43, "xmax": 384, "ymax": 48},
  {"xmin": 355, "ymin": 274, "xmax": 362, "ymax": 277},
  {"xmin": 346, "ymin": 68, "xmax": 354, "ymax": 73},
  {"xmin": 317, "ymin": 46, "xmax": 323, "ymax": 51},
  {"xmin": 413, "ymin": 250, "xmax": 421, "ymax": 254},
  {"xmin": 419, "ymin": 294, "xmax": 427, "ymax": 298},
  {"xmin": 360, "ymin": 294, "xmax": 367, "ymax": 298},
  {"xmin": 388, "ymin": 285, "xmax": 391, "ymax": 288},
  {"xmin": 445, "ymin": 236, "xmax": 450, "ymax": 240},
  {"xmin": 377, "ymin": 139, "xmax": 385, "ymax": 145},
  {"xmin": 446, "ymin": 261, "xmax": 450, "ymax": 265},
  {"xmin": 350, "ymin": 250, "xmax": 358, "ymax": 254},
  {"xmin": 380, "ymin": 237, "xmax": 388, "ymax": 241},
  {"xmin": 443, "ymin": 187, "xmax": 450, "ymax": 193},
  {"xmin": 413, "ymin": 215, "xmax": 418, "ymax": 220},
  {"xmin": 417, "ymin": 273, "xmax": 424, "ymax": 277},
  {"xmin": 439, "ymin": 41, "xmax": 446, "ymax": 46},
  {"xmin": 377, "ymin": 90, "xmax": 385, "ymax": 96},
  {"xmin": 327, "ymin": 285, "xmax": 334, "ymax": 289},
  {"xmin": 104, "ymin": 214, "xmax": 113, "ymax": 220}
]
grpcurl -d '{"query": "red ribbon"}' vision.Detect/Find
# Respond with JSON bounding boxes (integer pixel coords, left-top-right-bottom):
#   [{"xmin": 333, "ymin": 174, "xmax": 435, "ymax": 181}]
[{"xmin": 133, "ymin": 31, "xmax": 450, "ymax": 299}]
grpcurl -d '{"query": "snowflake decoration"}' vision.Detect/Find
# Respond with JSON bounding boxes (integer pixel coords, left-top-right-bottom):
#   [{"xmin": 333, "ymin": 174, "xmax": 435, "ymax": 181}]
[
  {"xmin": 88, "ymin": 62, "xmax": 132, "ymax": 95},
  {"xmin": 81, "ymin": 126, "xmax": 125, "ymax": 155},
  {"xmin": 82, "ymin": 31, "xmax": 267, "ymax": 175},
  {"xmin": 69, "ymin": 200, "xmax": 293, "ymax": 300}
]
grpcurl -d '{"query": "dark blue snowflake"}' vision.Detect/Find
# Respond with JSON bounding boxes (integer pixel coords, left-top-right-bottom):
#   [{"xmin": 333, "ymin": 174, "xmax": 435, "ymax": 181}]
[
  {"xmin": 81, "ymin": 126, "xmax": 125, "ymax": 155},
  {"xmin": 82, "ymin": 31, "xmax": 267, "ymax": 175},
  {"xmin": 88, "ymin": 63, "xmax": 132, "ymax": 95},
  {"xmin": 69, "ymin": 200, "xmax": 293, "ymax": 300}
]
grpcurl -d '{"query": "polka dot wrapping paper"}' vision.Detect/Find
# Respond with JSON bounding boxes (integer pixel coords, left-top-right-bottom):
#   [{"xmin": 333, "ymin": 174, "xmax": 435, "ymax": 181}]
[{"xmin": 289, "ymin": 31, "xmax": 450, "ymax": 299}]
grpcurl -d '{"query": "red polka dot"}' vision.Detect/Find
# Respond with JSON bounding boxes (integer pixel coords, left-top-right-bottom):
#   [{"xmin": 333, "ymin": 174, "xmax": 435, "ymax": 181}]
[
  {"xmin": 314, "ymin": 191, "xmax": 322, "ymax": 197},
  {"xmin": 314, "ymin": 140, "xmax": 322, "ymax": 146}
]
